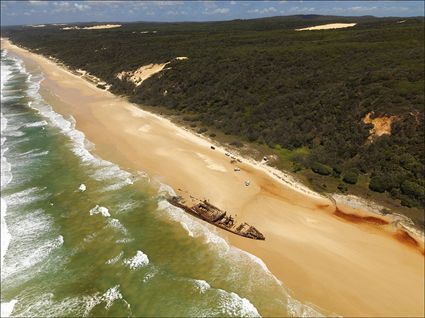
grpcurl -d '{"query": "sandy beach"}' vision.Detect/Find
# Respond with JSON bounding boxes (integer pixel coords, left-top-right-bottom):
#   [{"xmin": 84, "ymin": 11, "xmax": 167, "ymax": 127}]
[{"xmin": 2, "ymin": 39, "xmax": 424, "ymax": 317}]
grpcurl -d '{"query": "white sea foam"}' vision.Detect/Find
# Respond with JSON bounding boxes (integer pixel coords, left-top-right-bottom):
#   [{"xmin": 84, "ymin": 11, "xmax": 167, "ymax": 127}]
[
  {"xmin": 13, "ymin": 293, "xmax": 80, "ymax": 317},
  {"xmin": 142, "ymin": 269, "xmax": 158, "ymax": 283},
  {"xmin": 116, "ymin": 200, "xmax": 140, "ymax": 214},
  {"xmin": 1, "ymin": 52, "xmax": 13, "ymax": 96},
  {"xmin": 10, "ymin": 290, "xmax": 128, "ymax": 318},
  {"xmin": 100, "ymin": 180, "xmax": 132, "ymax": 192},
  {"xmin": 123, "ymin": 250, "xmax": 149, "ymax": 269},
  {"xmin": 2, "ymin": 232, "xmax": 63, "ymax": 281},
  {"xmin": 158, "ymin": 183, "xmax": 176, "ymax": 197},
  {"xmin": 1, "ymin": 113, "xmax": 8, "ymax": 133},
  {"xmin": 1, "ymin": 115, "xmax": 13, "ymax": 189},
  {"xmin": 1, "ymin": 156, "xmax": 12, "ymax": 187},
  {"xmin": 83, "ymin": 232, "xmax": 98, "ymax": 243},
  {"xmin": 1, "ymin": 299, "xmax": 18, "ymax": 317},
  {"xmin": 115, "ymin": 237, "xmax": 134, "ymax": 244},
  {"xmin": 3, "ymin": 130, "xmax": 25, "ymax": 137},
  {"xmin": 23, "ymin": 120, "xmax": 48, "ymax": 128},
  {"xmin": 0, "ymin": 53, "xmax": 64, "ymax": 315},
  {"xmin": 82, "ymin": 285, "xmax": 130, "ymax": 316},
  {"xmin": 287, "ymin": 295, "xmax": 324, "ymax": 317},
  {"xmin": 105, "ymin": 251, "xmax": 124, "ymax": 265},
  {"xmin": 4, "ymin": 187, "xmax": 49, "ymax": 207},
  {"xmin": 17, "ymin": 148, "xmax": 49, "ymax": 159},
  {"xmin": 6, "ymin": 136, "xmax": 30, "ymax": 146},
  {"xmin": 187, "ymin": 277, "xmax": 262, "ymax": 317},
  {"xmin": 181, "ymin": 222, "xmax": 194, "ymax": 237},
  {"xmin": 89, "ymin": 205, "xmax": 111, "ymax": 217},
  {"xmin": 1, "ymin": 99, "xmax": 56, "ymax": 282},
  {"xmin": 157, "ymin": 198, "xmax": 229, "ymax": 251},
  {"xmin": 235, "ymin": 248, "xmax": 284, "ymax": 286},
  {"xmin": 107, "ymin": 218, "xmax": 128, "ymax": 235},
  {"xmin": 0, "ymin": 199, "xmax": 11, "ymax": 270},
  {"xmin": 1, "ymin": 98, "xmax": 14, "ymax": 281},
  {"xmin": 102, "ymin": 285, "xmax": 124, "ymax": 309},
  {"xmin": 217, "ymin": 289, "xmax": 261, "ymax": 317},
  {"xmin": 193, "ymin": 279, "xmax": 211, "ymax": 294},
  {"xmin": 1, "ymin": 113, "xmax": 13, "ymax": 188},
  {"xmin": 90, "ymin": 164, "xmax": 133, "ymax": 183}
]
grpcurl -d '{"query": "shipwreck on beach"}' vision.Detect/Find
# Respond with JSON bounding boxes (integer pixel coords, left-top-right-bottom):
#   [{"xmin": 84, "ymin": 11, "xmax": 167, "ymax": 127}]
[{"xmin": 167, "ymin": 196, "xmax": 265, "ymax": 240}]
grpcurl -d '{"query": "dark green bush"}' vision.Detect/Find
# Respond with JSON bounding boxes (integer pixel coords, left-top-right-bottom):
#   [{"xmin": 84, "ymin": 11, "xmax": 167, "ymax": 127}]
[
  {"xmin": 369, "ymin": 176, "xmax": 386, "ymax": 193},
  {"xmin": 337, "ymin": 183, "xmax": 348, "ymax": 193},
  {"xmin": 401, "ymin": 180, "xmax": 424, "ymax": 200},
  {"xmin": 311, "ymin": 162, "xmax": 332, "ymax": 176},
  {"xmin": 343, "ymin": 170, "xmax": 359, "ymax": 185}
]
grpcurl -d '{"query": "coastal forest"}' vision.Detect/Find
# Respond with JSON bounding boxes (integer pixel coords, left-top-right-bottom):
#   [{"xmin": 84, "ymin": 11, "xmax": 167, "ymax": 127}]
[{"xmin": 3, "ymin": 15, "xmax": 424, "ymax": 217}]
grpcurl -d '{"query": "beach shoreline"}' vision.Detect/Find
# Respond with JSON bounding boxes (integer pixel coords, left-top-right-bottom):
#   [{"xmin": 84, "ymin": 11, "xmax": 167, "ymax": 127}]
[
  {"xmin": 4, "ymin": 38, "xmax": 422, "ymax": 242},
  {"xmin": 2, "ymin": 38, "xmax": 424, "ymax": 317}
]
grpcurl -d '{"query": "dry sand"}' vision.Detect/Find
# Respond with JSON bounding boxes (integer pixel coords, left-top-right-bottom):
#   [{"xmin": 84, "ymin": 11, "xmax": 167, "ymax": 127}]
[
  {"xmin": 296, "ymin": 23, "xmax": 357, "ymax": 31},
  {"xmin": 62, "ymin": 24, "xmax": 121, "ymax": 30},
  {"xmin": 116, "ymin": 63, "xmax": 170, "ymax": 86},
  {"xmin": 117, "ymin": 57, "xmax": 188, "ymax": 87},
  {"xmin": 2, "ymin": 39, "xmax": 424, "ymax": 317},
  {"xmin": 363, "ymin": 111, "xmax": 397, "ymax": 140}
]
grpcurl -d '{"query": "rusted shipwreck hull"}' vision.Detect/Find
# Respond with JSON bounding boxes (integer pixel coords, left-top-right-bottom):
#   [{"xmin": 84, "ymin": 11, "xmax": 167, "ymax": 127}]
[{"xmin": 167, "ymin": 196, "xmax": 265, "ymax": 240}]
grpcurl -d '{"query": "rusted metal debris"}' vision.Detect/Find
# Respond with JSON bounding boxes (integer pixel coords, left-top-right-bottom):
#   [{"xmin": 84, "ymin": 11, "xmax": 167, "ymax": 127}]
[{"xmin": 167, "ymin": 196, "xmax": 265, "ymax": 240}]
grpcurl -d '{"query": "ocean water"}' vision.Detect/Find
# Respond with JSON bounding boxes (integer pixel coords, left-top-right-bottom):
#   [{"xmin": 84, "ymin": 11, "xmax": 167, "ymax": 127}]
[{"xmin": 0, "ymin": 49, "xmax": 323, "ymax": 317}]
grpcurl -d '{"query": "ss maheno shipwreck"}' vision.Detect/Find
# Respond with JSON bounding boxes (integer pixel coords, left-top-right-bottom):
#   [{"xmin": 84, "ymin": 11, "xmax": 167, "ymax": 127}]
[{"xmin": 167, "ymin": 196, "xmax": 265, "ymax": 240}]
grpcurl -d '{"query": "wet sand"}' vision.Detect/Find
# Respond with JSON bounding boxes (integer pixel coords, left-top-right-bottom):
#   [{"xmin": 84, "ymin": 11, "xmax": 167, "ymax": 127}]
[{"xmin": 3, "ymin": 39, "xmax": 424, "ymax": 317}]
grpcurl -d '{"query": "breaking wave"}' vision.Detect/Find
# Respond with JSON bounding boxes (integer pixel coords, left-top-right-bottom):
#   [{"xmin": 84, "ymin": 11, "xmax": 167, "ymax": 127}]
[{"xmin": 123, "ymin": 250, "xmax": 149, "ymax": 269}]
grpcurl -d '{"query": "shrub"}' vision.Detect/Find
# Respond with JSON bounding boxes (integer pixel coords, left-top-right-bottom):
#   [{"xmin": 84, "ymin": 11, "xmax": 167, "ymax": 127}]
[
  {"xmin": 333, "ymin": 165, "xmax": 343, "ymax": 175},
  {"xmin": 369, "ymin": 176, "xmax": 386, "ymax": 193},
  {"xmin": 337, "ymin": 183, "xmax": 348, "ymax": 193},
  {"xmin": 401, "ymin": 180, "xmax": 424, "ymax": 200},
  {"xmin": 343, "ymin": 170, "xmax": 359, "ymax": 185},
  {"xmin": 311, "ymin": 162, "xmax": 332, "ymax": 176},
  {"xmin": 229, "ymin": 140, "xmax": 243, "ymax": 148}
]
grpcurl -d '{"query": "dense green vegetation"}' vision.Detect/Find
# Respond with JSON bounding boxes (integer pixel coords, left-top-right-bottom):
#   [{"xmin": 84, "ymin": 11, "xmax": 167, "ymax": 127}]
[{"xmin": 3, "ymin": 15, "xmax": 424, "ymax": 212}]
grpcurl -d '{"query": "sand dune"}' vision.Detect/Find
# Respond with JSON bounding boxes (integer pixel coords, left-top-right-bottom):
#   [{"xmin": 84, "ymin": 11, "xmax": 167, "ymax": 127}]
[
  {"xmin": 116, "ymin": 56, "xmax": 188, "ymax": 86},
  {"xmin": 116, "ymin": 63, "xmax": 170, "ymax": 86},
  {"xmin": 296, "ymin": 23, "xmax": 357, "ymax": 31},
  {"xmin": 363, "ymin": 111, "xmax": 397, "ymax": 141},
  {"xmin": 62, "ymin": 24, "xmax": 121, "ymax": 30}
]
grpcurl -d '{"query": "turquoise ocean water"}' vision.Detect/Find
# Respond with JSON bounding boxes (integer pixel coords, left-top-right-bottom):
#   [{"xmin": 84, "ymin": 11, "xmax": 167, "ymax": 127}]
[{"xmin": 0, "ymin": 49, "xmax": 323, "ymax": 317}]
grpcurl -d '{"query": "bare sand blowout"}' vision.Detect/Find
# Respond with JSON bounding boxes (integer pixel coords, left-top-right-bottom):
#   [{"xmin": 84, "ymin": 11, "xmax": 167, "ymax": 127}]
[
  {"xmin": 2, "ymin": 39, "xmax": 424, "ymax": 317},
  {"xmin": 295, "ymin": 23, "xmax": 357, "ymax": 31}
]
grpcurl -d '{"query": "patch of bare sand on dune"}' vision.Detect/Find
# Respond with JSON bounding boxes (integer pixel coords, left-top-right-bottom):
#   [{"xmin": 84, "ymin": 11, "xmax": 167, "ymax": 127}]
[{"xmin": 296, "ymin": 23, "xmax": 357, "ymax": 31}]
